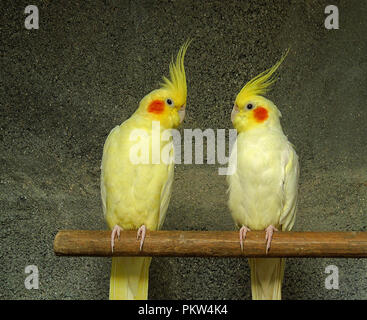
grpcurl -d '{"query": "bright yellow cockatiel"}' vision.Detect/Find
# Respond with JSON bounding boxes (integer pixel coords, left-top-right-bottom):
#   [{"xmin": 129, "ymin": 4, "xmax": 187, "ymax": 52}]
[
  {"xmin": 227, "ymin": 50, "xmax": 299, "ymax": 300},
  {"xmin": 100, "ymin": 41, "xmax": 190, "ymax": 300}
]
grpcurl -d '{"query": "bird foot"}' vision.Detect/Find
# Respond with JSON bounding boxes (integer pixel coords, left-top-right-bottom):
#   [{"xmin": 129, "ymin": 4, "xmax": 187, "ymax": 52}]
[
  {"xmin": 265, "ymin": 225, "xmax": 278, "ymax": 254},
  {"xmin": 111, "ymin": 225, "xmax": 123, "ymax": 253},
  {"xmin": 239, "ymin": 226, "xmax": 251, "ymax": 252},
  {"xmin": 137, "ymin": 225, "xmax": 146, "ymax": 251}
]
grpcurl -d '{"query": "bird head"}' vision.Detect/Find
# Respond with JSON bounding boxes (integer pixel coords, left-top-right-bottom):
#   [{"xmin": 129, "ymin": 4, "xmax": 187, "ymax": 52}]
[
  {"xmin": 231, "ymin": 50, "xmax": 289, "ymax": 133},
  {"xmin": 137, "ymin": 41, "xmax": 190, "ymax": 129}
]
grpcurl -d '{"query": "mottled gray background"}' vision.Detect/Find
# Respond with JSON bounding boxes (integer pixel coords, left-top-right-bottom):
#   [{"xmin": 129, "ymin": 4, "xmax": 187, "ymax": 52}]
[{"xmin": 1, "ymin": 0, "xmax": 366, "ymax": 300}]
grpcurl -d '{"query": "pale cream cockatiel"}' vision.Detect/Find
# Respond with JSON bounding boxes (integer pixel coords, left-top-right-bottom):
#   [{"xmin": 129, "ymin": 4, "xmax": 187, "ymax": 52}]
[
  {"xmin": 100, "ymin": 42, "xmax": 189, "ymax": 300},
  {"xmin": 227, "ymin": 51, "xmax": 299, "ymax": 300}
]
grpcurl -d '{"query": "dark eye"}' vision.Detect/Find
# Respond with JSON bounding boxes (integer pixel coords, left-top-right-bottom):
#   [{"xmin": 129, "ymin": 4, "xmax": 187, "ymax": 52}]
[
  {"xmin": 246, "ymin": 103, "xmax": 254, "ymax": 110},
  {"xmin": 166, "ymin": 98, "xmax": 174, "ymax": 107}
]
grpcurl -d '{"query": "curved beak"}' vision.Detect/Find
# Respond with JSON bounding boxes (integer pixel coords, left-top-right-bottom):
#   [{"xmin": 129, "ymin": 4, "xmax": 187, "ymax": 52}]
[
  {"xmin": 231, "ymin": 104, "xmax": 239, "ymax": 123},
  {"xmin": 178, "ymin": 105, "xmax": 186, "ymax": 123}
]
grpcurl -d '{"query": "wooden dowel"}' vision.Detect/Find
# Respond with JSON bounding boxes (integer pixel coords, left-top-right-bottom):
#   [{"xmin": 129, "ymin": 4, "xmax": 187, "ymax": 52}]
[{"xmin": 53, "ymin": 230, "xmax": 367, "ymax": 258}]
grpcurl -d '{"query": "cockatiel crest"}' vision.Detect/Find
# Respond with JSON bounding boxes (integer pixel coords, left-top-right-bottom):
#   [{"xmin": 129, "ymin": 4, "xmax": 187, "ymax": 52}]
[
  {"xmin": 136, "ymin": 40, "xmax": 190, "ymax": 129},
  {"xmin": 227, "ymin": 49, "xmax": 299, "ymax": 300},
  {"xmin": 101, "ymin": 41, "xmax": 190, "ymax": 300},
  {"xmin": 231, "ymin": 49, "xmax": 289, "ymax": 133}
]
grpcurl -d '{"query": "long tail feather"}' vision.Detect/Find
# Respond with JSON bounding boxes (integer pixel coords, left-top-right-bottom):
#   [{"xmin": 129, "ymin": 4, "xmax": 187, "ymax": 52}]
[
  {"xmin": 109, "ymin": 257, "xmax": 152, "ymax": 300},
  {"xmin": 248, "ymin": 258, "xmax": 285, "ymax": 300}
]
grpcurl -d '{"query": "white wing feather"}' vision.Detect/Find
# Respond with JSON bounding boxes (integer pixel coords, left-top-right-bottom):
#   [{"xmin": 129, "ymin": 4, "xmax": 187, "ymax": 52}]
[{"xmin": 279, "ymin": 143, "xmax": 299, "ymax": 231}]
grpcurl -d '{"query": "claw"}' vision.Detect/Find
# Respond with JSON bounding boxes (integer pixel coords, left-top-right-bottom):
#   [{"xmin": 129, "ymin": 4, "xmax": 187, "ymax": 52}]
[
  {"xmin": 137, "ymin": 225, "xmax": 146, "ymax": 251},
  {"xmin": 111, "ymin": 225, "xmax": 123, "ymax": 253},
  {"xmin": 265, "ymin": 225, "xmax": 278, "ymax": 254},
  {"xmin": 239, "ymin": 226, "xmax": 251, "ymax": 252}
]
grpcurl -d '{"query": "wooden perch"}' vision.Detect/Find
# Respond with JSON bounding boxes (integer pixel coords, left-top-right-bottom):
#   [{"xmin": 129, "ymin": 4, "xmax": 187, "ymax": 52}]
[{"xmin": 53, "ymin": 230, "xmax": 367, "ymax": 258}]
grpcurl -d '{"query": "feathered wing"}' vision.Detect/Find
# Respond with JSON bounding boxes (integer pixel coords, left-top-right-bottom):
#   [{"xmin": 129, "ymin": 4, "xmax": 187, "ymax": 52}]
[
  {"xmin": 280, "ymin": 143, "xmax": 299, "ymax": 231},
  {"xmin": 102, "ymin": 41, "xmax": 188, "ymax": 300},
  {"xmin": 158, "ymin": 146, "xmax": 174, "ymax": 229},
  {"xmin": 101, "ymin": 119, "xmax": 174, "ymax": 300},
  {"xmin": 101, "ymin": 125, "xmax": 120, "ymax": 219},
  {"xmin": 249, "ymin": 139, "xmax": 299, "ymax": 300}
]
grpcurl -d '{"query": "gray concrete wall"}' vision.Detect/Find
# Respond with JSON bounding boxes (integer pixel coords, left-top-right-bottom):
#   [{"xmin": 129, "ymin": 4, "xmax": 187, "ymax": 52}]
[{"xmin": 1, "ymin": 0, "xmax": 366, "ymax": 299}]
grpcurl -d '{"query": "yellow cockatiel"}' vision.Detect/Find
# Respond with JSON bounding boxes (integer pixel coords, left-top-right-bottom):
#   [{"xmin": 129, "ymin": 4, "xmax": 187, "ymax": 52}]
[
  {"xmin": 100, "ymin": 42, "xmax": 189, "ymax": 300},
  {"xmin": 227, "ymin": 51, "xmax": 299, "ymax": 300}
]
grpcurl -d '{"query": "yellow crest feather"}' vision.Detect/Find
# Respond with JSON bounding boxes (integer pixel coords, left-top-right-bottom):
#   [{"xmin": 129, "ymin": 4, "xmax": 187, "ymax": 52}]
[
  {"xmin": 236, "ymin": 49, "xmax": 289, "ymax": 102},
  {"xmin": 160, "ymin": 40, "xmax": 191, "ymax": 106}
]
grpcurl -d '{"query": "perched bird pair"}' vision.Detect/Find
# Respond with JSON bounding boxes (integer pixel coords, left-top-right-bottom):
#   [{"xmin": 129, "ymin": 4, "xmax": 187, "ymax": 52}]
[{"xmin": 100, "ymin": 42, "xmax": 299, "ymax": 300}]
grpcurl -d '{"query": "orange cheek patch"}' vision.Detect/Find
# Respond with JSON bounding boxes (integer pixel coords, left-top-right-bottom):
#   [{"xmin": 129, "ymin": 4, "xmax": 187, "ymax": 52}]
[
  {"xmin": 148, "ymin": 100, "xmax": 165, "ymax": 114},
  {"xmin": 253, "ymin": 106, "xmax": 268, "ymax": 122}
]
